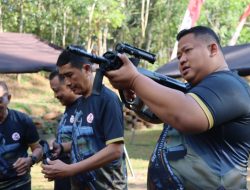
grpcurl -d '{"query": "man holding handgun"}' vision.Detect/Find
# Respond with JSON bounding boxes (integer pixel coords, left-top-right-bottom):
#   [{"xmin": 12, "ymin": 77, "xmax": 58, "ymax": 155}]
[
  {"xmin": 106, "ymin": 26, "xmax": 250, "ymax": 189},
  {"xmin": 42, "ymin": 47, "xmax": 127, "ymax": 190},
  {"xmin": 48, "ymin": 70, "xmax": 81, "ymax": 190}
]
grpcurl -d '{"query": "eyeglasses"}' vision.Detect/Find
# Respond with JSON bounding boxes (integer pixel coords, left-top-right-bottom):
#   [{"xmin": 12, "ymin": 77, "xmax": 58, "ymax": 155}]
[{"xmin": 0, "ymin": 93, "xmax": 9, "ymax": 104}]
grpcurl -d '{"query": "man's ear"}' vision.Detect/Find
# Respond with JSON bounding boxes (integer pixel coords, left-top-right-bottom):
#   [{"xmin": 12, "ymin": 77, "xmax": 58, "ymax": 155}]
[
  {"xmin": 208, "ymin": 43, "xmax": 218, "ymax": 57},
  {"xmin": 82, "ymin": 64, "xmax": 92, "ymax": 72},
  {"xmin": 7, "ymin": 94, "xmax": 11, "ymax": 103}
]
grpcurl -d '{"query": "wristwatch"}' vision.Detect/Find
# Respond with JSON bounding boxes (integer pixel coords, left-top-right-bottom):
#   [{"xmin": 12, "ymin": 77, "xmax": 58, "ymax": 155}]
[{"xmin": 29, "ymin": 155, "xmax": 38, "ymax": 166}]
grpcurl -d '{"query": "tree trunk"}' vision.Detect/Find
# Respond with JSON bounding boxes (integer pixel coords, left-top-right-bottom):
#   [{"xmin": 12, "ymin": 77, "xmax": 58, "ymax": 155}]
[
  {"xmin": 73, "ymin": 20, "xmax": 80, "ymax": 44},
  {"xmin": 0, "ymin": 1, "xmax": 3, "ymax": 32},
  {"xmin": 97, "ymin": 30, "xmax": 103, "ymax": 55},
  {"xmin": 103, "ymin": 25, "xmax": 108, "ymax": 53},
  {"xmin": 19, "ymin": 0, "xmax": 24, "ymax": 33},
  {"xmin": 141, "ymin": 0, "xmax": 145, "ymax": 39},
  {"xmin": 87, "ymin": 2, "xmax": 96, "ymax": 51},
  {"xmin": 35, "ymin": 0, "xmax": 42, "ymax": 36},
  {"xmin": 51, "ymin": 23, "xmax": 57, "ymax": 44},
  {"xmin": 62, "ymin": 10, "xmax": 67, "ymax": 48},
  {"xmin": 140, "ymin": 0, "xmax": 150, "ymax": 47}
]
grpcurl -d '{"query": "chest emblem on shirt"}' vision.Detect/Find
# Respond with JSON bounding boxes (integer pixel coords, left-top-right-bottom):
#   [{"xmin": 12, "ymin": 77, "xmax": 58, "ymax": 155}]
[
  {"xmin": 70, "ymin": 115, "xmax": 75, "ymax": 123},
  {"xmin": 86, "ymin": 113, "xmax": 94, "ymax": 124},
  {"xmin": 12, "ymin": 132, "xmax": 20, "ymax": 141}
]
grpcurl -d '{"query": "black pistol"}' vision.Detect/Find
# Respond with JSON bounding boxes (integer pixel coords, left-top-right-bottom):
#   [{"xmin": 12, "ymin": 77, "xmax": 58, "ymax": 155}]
[{"xmin": 39, "ymin": 140, "xmax": 54, "ymax": 164}]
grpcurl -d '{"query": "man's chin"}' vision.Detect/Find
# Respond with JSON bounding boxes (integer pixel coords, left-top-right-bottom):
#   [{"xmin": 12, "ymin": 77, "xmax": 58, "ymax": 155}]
[
  {"xmin": 60, "ymin": 101, "xmax": 66, "ymax": 106},
  {"xmin": 182, "ymin": 71, "xmax": 194, "ymax": 81}
]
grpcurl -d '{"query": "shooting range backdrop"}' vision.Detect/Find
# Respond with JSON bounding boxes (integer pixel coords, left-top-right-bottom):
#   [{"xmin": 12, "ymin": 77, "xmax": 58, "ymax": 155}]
[
  {"xmin": 0, "ymin": 32, "xmax": 61, "ymax": 73},
  {"xmin": 156, "ymin": 43, "xmax": 250, "ymax": 77}
]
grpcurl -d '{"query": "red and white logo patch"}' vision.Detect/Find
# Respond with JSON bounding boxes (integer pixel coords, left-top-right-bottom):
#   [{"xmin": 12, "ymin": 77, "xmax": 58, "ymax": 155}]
[
  {"xmin": 86, "ymin": 113, "xmax": 94, "ymax": 123},
  {"xmin": 12, "ymin": 132, "xmax": 20, "ymax": 141},
  {"xmin": 70, "ymin": 115, "xmax": 75, "ymax": 123}
]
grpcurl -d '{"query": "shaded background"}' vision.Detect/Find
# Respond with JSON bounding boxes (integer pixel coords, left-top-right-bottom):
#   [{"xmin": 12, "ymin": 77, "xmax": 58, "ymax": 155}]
[{"xmin": 156, "ymin": 43, "xmax": 250, "ymax": 77}]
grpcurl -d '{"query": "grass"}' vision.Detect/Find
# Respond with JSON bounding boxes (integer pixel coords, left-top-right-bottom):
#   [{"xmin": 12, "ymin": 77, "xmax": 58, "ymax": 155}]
[
  {"xmin": 124, "ymin": 126, "xmax": 162, "ymax": 190},
  {"xmin": 31, "ymin": 166, "xmax": 54, "ymax": 190},
  {"xmin": 0, "ymin": 73, "xmax": 163, "ymax": 190},
  {"xmin": 30, "ymin": 126, "xmax": 162, "ymax": 190},
  {"xmin": 0, "ymin": 73, "xmax": 63, "ymax": 116},
  {"xmin": 3, "ymin": 73, "xmax": 250, "ymax": 189}
]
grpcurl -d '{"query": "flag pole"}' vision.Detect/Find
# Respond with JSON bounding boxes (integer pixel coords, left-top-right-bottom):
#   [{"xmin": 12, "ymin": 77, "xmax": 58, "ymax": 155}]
[
  {"xmin": 170, "ymin": 0, "xmax": 205, "ymax": 60},
  {"xmin": 228, "ymin": 4, "xmax": 250, "ymax": 46}
]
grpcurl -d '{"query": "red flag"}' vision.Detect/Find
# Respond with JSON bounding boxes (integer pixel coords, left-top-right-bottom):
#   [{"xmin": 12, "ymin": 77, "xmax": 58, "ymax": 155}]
[
  {"xmin": 188, "ymin": 0, "xmax": 205, "ymax": 26},
  {"xmin": 229, "ymin": 4, "xmax": 250, "ymax": 45},
  {"xmin": 178, "ymin": 0, "xmax": 205, "ymax": 31},
  {"xmin": 240, "ymin": 4, "xmax": 250, "ymax": 21},
  {"xmin": 170, "ymin": 0, "xmax": 205, "ymax": 59}
]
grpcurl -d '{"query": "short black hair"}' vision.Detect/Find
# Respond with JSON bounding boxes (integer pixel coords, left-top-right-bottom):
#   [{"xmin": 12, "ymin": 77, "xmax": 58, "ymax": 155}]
[
  {"xmin": 49, "ymin": 70, "xmax": 59, "ymax": 80},
  {"xmin": 56, "ymin": 45, "xmax": 92, "ymax": 69},
  {"xmin": 177, "ymin": 26, "xmax": 222, "ymax": 49},
  {"xmin": 49, "ymin": 70, "xmax": 64, "ymax": 82}
]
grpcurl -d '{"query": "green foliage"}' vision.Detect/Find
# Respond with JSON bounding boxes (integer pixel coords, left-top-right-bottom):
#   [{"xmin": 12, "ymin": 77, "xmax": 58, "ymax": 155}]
[
  {"xmin": 42, "ymin": 119, "xmax": 58, "ymax": 135},
  {"xmin": 9, "ymin": 102, "xmax": 32, "ymax": 114},
  {"xmin": 0, "ymin": 0, "xmax": 249, "ymax": 68},
  {"xmin": 30, "ymin": 126, "xmax": 163, "ymax": 190},
  {"xmin": 124, "ymin": 126, "xmax": 162, "ymax": 160},
  {"xmin": 199, "ymin": 0, "xmax": 250, "ymax": 46}
]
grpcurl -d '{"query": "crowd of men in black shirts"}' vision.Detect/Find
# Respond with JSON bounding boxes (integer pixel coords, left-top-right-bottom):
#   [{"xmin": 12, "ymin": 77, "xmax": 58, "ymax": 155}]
[{"xmin": 1, "ymin": 26, "xmax": 250, "ymax": 190}]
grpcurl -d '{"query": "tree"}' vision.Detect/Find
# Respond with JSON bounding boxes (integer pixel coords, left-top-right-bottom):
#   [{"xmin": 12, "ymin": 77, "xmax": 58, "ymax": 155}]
[
  {"xmin": 0, "ymin": 1, "xmax": 3, "ymax": 32},
  {"xmin": 199, "ymin": 0, "xmax": 250, "ymax": 46},
  {"xmin": 0, "ymin": 0, "xmax": 249, "ymax": 69}
]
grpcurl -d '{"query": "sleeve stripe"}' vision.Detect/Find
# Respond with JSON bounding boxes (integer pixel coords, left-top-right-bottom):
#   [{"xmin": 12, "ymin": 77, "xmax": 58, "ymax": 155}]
[
  {"xmin": 188, "ymin": 93, "xmax": 214, "ymax": 129},
  {"xmin": 106, "ymin": 137, "xmax": 124, "ymax": 145},
  {"xmin": 28, "ymin": 139, "xmax": 41, "ymax": 146}
]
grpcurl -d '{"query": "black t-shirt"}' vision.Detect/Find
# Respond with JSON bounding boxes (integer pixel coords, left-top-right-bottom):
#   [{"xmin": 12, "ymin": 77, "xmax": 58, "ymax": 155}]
[
  {"xmin": 71, "ymin": 85, "xmax": 127, "ymax": 190},
  {"xmin": 0, "ymin": 109, "xmax": 39, "ymax": 188},
  {"xmin": 56, "ymin": 97, "xmax": 81, "ymax": 144},
  {"xmin": 186, "ymin": 71, "xmax": 250, "ymax": 175}
]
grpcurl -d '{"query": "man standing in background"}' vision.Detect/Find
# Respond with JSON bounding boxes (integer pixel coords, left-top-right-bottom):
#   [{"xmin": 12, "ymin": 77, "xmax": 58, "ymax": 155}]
[
  {"xmin": 0, "ymin": 81, "xmax": 42, "ymax": 190},
  {"xmin": 49, "ymin": 70, "xmax": 81, "ymax": 190},
  {"xmin": 42, "ymin": 46, "xmax": 127, "ymax": 190}
]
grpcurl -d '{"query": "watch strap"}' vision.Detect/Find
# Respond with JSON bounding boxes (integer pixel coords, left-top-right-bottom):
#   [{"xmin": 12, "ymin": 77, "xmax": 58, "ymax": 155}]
[{"xmin": 29, "ymin": 155, "xmax": 37, "ymax": 166}]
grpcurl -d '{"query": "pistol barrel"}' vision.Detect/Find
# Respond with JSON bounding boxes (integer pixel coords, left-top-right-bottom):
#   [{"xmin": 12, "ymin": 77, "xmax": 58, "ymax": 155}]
[
  {"xmin": 67, "ymin": 45, "xmax": 109, "ymax": 64},
  {"xmin": 115, "ymin": 43, "xmax": 156, "ymax": 63}
]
